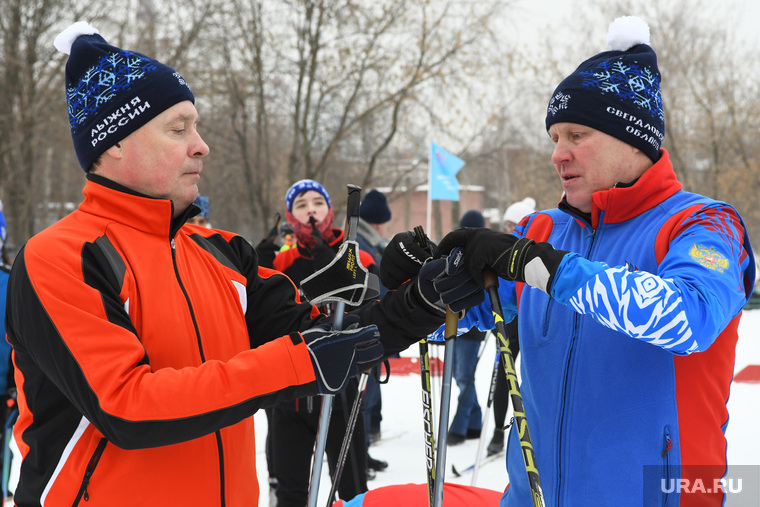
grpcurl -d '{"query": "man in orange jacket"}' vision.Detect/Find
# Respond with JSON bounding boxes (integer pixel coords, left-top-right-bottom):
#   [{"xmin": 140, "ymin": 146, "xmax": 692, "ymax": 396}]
[{"xmin": 4, "ymin": 22, "xmax": 479, "ymax": 506}]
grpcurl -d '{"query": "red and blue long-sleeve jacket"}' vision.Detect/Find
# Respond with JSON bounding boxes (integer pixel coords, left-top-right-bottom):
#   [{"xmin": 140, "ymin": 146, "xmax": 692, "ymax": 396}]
[
  {"xmin": 462, "ymin": 150, "xmax": 755, "ymax": 506},
  {"xmin": 5, "ymin": 174, "xmax": 441, "ymax": 506}
]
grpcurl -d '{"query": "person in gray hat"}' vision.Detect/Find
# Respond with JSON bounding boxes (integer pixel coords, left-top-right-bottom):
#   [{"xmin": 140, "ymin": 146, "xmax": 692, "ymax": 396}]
[{"xmin": 447, "ymin": 210, "xmax": 488, "ymax": 446}]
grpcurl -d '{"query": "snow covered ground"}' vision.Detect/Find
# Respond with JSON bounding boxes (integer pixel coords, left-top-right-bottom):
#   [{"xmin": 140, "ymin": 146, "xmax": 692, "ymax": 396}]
[{"xmin": 254, "ymin": 308, "xmax": 760, "ymax": 506}]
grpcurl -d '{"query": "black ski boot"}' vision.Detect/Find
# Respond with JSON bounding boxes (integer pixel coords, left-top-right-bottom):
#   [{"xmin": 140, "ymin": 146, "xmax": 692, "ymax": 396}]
[{"xmin": 487, "ymin": 428, "xmax": 504, "ymax": 456}]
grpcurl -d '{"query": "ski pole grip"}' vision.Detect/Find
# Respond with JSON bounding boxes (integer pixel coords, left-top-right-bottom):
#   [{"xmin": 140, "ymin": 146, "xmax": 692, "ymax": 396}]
[
  {"xmin": 483, "ymin": 267, "xmax": 499, "ymax": 292},
  {"xmin": 444, "ymin": 307, "xmax": 459, "ymax": 341},
  {"xmin": 346, "ymin": 184, "xmax": 361, "ymax": 219},
  {"xmin": 413, "ymin": 225, "xmax": 428, "ymax": 249}
]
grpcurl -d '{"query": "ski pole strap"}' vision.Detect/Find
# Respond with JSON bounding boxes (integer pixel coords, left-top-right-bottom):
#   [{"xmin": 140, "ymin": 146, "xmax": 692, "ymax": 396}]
[
  {"xmin": 373, "ymin": 359, "xmax": 391, "ymax": 384},
  {"xmin": 483, "ymin": 268, "xmax": 546, "ymax": 507},
  {"xmin": 300, "ymin": 184, "xmax": 379, "ymax": 305},
  {"xmin": 300, "ymin": 240, "xmax": 380, "ymax": 305}
]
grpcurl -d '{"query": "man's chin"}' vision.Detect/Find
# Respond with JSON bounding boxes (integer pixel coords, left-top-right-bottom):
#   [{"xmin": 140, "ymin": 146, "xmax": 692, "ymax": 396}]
[{"xmin": 564, "ymin": 194, "xmax": 592, "ymax": 213}]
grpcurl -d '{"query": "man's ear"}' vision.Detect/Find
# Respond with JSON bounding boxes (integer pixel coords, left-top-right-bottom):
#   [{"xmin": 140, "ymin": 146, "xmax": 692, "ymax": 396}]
[{"xmin": 104, "ymin": 142, "xmax": 123, "ymax": 160}]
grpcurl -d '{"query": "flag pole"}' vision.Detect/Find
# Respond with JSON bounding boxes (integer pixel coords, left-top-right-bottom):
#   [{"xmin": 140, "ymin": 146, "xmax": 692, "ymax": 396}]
[{"xmin": 426, "ymin": 141, "xmax": 432, "ymax": 238}]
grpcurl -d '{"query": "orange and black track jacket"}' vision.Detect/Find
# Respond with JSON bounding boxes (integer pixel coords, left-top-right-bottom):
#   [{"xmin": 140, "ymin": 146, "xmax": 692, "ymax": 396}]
[{"xmin": 5, "ymin": 175, "xmax": 443, "ymax": 506}]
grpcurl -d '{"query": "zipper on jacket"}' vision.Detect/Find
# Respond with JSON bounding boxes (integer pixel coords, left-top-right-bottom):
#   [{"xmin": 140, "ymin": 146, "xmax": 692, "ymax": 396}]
[
  {"xmin": 555, "ymin": 222, "xmax": 598, "ymax": 504},
  {"xmin": 72, "ymin": 438, "xmax": 107, "ymax": 506},
  {"xmin": 215, "ymin": 431, "xmax": 227, "ymax": 507},
  {"xmin": 171, "ymin": 237, "xmax": 229, "ymax": 503},
  {"xmin": 171, "ymin": 238, "xmax": 206, "ymax": 362},
  {"xmin": 661, "ymin": 425, "xmax": 672, "ymax": 507}
]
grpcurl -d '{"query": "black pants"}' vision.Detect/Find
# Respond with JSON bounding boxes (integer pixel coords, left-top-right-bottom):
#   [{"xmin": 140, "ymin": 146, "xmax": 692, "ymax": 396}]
[{"xmin": 272, "ymin": 389, "xmax": 367, "ymax": 507}]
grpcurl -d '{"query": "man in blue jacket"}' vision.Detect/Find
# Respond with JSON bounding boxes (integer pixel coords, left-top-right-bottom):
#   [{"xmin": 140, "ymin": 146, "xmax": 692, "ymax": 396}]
[{"xmin": 431, "ymin": 16, "xmax": 755, "ymax": 506}]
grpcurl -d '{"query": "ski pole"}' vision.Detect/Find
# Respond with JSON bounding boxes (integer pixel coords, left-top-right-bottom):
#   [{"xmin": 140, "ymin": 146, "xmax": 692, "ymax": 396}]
[
  {"xmin": 472, "ymin": 331, "xmax": 498, "ymax": 485},
  {"xmin": 433, "ymin": 307, "xmax": 459, "ymax": 507},
  {"xmin": 434, "ymin": 327, "xmax": 491, "ymax": 485},
  {"xmin": 419, "ymin": 338, "xmax": 436, "ymax": 507},
  {"xmin": 324, "ymin": 372, "xmax": 369, "ymax": 506},
  {"xmin": 448, "ymin": 333, "xmax": 499, "ymax": 483},
  {"xmin": 413, "ymin": 225, "xmax": 437, "ymax": 507},
  {"xmin": 449, "ymin": 330, "xmax": 490, "ymax": 416},
  {"xmin": 307, "ymin": 184, "xmax": 363, "ymax": 507},
  {"xmin": 483, "ymin": 268, "xmax": 545, "ymax": 507}
]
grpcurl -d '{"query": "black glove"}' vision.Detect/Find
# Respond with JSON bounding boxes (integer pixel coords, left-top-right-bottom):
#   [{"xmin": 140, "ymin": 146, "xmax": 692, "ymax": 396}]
[
  {"xmin": 256, "ymin": 239, "xmax": 280, "ymax": 269},
  {"xmin": 309, "ymin": 244, "xmax": 336, "ymax": 271},
  {"xmin": 309, "ymin": 216, "xmax": 325, "ymax": 247},
  {"xmin": 380, "ymin": 230, "xmax": 436, "ymax": 289},
  {"xmin": 307, "ymin": 217, "xmax": 336, "ymax": 270},
  {"xmin": 410, "ymin": 248, "xmax": 484, "ymax": 315},
  {"xmin": 295, "ymin": 318, "xmax": 383, "ymax": 394},
  {"xmin": 436, "ymin": 228, "xmax": 568, "ymax": 294}
]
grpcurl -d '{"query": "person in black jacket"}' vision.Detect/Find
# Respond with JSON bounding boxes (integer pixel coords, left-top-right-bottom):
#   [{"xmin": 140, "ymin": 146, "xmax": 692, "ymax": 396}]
[
  {"xmin": 447, "ymin": 210, "xmax": 488, "ymax": 446},
  {"xmin": 356, "ymin": 190, "xmax": 392, "ymax": 474},
  {"xmin": 258, "ymin": 179, "xmax": 380, "ymax": 507}
]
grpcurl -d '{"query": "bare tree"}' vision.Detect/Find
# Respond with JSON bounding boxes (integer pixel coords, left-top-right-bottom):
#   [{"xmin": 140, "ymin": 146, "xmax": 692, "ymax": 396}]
[
  {"xmin": 198, "ymin": 0, "xmax": 508, "ymax": 239},
  {"xmin": 0, "ymin": 0, "xmax": 113, "ymax": 249},
  {"xmin": 468, "ymin": 0, "xmax": 760, "ymax": 249},
  {"xmin": 5, "ymin": 0, "xmax": 760, "ymax": 256},
  {"xmin": 639, "ymin": 1, "xmax": 760, "ymax": 247}
]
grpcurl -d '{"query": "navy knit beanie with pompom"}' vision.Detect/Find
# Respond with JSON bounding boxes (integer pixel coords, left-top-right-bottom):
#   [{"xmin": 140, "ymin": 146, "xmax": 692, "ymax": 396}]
[
  {"xmin": 546, "ymin": 16, "xmax": 664, "ymax": 162},
  {"xmin": 54, "ymin": 21, "xmax": 195, "ymax": 171}
]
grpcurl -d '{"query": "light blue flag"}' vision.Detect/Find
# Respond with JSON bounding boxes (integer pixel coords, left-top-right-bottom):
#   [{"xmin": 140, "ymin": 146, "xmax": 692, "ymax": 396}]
[{"xmin": 429, "ymin": 142, "xmax": 465, "ymax": 201}]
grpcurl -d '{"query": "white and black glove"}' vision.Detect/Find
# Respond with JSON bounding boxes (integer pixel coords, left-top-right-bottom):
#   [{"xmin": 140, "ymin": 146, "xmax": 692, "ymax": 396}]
[
  {"xmin": 294, "ymin": 316, "xmax": 383, "ymax": 394},
  {"xmin": 380, "ymin": 230, "xmax": 436, "ymax": 289},
  {"xmin": 436, "ymin": 228, "xmax": 568, "ymax": 295}
]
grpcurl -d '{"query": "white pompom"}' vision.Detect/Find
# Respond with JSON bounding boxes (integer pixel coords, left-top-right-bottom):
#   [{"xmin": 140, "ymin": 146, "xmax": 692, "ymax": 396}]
[
  {"xmin": 606, "ymin": 16, "xmax": 650, "ymax": 51},
  {"xmin": 54, "ymin": 21, "xmax": 100, "ymax": 55}
]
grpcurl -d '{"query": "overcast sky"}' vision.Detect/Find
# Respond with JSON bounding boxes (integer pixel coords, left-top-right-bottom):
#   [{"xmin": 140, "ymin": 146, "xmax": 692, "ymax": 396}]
[{"xmin": 506, "ymin": 0, "xmax": 760, "ymax": 48}]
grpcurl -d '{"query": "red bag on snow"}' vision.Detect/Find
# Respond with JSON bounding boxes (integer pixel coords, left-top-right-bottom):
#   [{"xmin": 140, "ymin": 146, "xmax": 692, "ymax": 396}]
[{"xmin": 332, "ymin": 482, "xmax": 504, "ymax": 506}]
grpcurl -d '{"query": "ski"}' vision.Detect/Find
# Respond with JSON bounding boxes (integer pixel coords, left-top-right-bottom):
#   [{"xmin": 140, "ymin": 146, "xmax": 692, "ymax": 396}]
[
  {"xmin": 451, "ymin": 450, "xmax": 505, "ymax": 478},
  {"xmin": 369, "ymin": 430, "xmax": 409, "ymax": 447}
]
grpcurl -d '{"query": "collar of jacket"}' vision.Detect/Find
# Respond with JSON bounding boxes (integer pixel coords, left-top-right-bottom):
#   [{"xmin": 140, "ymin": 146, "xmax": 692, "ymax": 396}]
[
  {"xmin": 587, "ymin": 149, "xmax": 682, "ymax": 229},
  {"xmin": 84, "ymin": 173, "xmax": 196, "ymax": 239},
  {"xmin": 357, "ymin": 218, "xmax": 385, "ymax": 248},
  {"xmin": 295, "ymin": 227, "xmax": 345, "ymax": 258}
]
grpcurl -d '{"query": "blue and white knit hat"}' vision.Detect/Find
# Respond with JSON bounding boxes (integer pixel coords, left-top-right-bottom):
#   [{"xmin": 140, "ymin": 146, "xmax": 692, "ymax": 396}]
[
  {"xmin": 285, "ymin": 179, "xmax": 331, "ymax": 212},
  {"xmin": 545, "ymin": 16, "xmax": 664, "ymax": 162},
  {"xmin": 54, "ymin": 22, "xmax": 195, "ymax": 171}
]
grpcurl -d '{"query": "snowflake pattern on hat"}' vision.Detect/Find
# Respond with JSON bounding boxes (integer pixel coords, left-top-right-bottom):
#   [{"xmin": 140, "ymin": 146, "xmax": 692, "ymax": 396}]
[
  {"xmin": 579, "ymin": 57, "xmax": 663, "ymax": 121},
  {"xmin": 547, "ymin": 91, "xmax": 571, "ymax": 116},
  {"xmin": 66, "ymin": 50, "xmax": 159, "ymax": 131}
]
